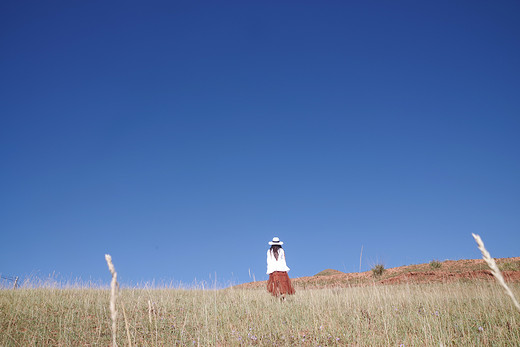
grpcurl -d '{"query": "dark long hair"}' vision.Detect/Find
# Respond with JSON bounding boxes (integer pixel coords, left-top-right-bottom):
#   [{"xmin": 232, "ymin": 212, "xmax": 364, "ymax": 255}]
[{"xmin": 270, "ymin": 245, "xmax": 282, "ymax": 260}]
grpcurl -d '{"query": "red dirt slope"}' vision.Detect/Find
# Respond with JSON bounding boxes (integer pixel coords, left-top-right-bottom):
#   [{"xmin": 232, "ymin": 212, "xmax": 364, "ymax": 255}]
[{"xmin": 234, "ymin": 257, "xmax": 520, "ymax": 290}]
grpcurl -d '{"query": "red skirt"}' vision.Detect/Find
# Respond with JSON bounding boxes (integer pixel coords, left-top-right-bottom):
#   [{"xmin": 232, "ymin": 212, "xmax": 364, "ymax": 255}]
[{"xmin": 267, "ymin": 271, "xmax": 295, "ymax": 296}]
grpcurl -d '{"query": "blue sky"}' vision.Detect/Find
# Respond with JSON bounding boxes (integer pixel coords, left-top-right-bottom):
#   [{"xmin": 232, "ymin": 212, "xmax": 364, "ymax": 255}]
[{"xmin": 1, "ymin": 1, "xmax": 519, "ymax": 287}]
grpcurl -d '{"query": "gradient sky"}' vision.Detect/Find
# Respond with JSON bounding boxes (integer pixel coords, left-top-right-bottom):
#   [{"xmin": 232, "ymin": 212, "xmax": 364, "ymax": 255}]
[{"xmin": 1, "ymin": 1, "xmax": 519, "ymax": 287}]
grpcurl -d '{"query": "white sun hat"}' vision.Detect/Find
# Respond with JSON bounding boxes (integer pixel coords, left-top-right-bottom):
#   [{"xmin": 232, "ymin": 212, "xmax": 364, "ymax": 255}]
[{"xmin": 269, "ymin": 237, "xmax": 284, "ymax": 245}]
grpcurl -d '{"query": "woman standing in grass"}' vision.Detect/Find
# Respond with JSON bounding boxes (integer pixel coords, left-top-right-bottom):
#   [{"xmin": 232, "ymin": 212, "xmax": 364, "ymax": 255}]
[{"xmin": 267, "ymin": 237, "xmax": 295, "ymax": 297}]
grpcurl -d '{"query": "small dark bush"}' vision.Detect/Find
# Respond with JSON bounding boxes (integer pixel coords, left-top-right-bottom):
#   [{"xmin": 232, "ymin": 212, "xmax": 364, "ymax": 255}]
[
  {"xmin": 371, "ymin": 264, "xmax": 385, "ymax": 277},
  {"xmin": 429, "ymin": 260, "xmax": 442, "ymax": 269}
]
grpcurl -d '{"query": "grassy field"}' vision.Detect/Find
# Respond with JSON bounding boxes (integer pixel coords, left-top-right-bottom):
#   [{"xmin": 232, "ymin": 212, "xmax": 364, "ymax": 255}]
[{"xmin": 1, "ymin": 281, "xmax": 519, "ymax": 346}]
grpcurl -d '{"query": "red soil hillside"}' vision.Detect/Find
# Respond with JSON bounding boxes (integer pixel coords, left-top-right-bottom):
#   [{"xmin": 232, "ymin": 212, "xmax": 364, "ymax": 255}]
[{"xmin": 234, "ymin": 257, "xmax": 520, "ymax": 290}]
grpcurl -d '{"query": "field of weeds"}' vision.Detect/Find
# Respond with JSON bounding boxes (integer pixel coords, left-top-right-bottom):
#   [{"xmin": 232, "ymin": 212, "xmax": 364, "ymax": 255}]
[{"xmin": 1, "ymin": 282, "xmax": 519, "ymax": 346}]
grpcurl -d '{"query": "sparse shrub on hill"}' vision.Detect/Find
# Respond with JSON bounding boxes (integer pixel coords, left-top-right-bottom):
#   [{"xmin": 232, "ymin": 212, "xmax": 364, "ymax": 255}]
[
  {"xmin": 371, "ymin": 264, "xmax": 385, "ymax": 277},
  {"xmin": 429, "ymin": 260, "xmax": 442, "ymax": 269}
]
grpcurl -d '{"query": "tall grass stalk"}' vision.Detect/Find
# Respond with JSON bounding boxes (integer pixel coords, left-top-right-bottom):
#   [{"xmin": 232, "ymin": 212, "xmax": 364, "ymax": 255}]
[
  {"xmin": 472, "ymin": 233, "xmax": 520, "ymax": 311},
  {"xmin": 105, "ymin": 254, "xmax": 119, "ymax": 347}
]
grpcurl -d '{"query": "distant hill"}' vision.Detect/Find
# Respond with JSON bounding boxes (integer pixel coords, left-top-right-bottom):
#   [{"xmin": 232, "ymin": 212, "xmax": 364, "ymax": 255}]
[{"xmin": 234, "ymin": 257, "xmax": 520, "ymax": 290}]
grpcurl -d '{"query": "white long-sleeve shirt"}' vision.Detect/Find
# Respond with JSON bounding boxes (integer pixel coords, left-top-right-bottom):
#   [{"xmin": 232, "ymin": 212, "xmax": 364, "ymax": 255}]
[{"xmin": 266, "ymin": 248, "xmax": 290, "ymax": 274}]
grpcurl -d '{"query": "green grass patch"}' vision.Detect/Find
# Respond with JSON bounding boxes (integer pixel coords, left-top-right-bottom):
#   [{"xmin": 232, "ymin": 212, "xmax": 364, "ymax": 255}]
[
  {"xmin": 430, "ymin": 260, "xmax": 443, "ymax": 269},
  {"xmin": 499, "ymin": 262, "xmax": 520, "ymax": 272}
]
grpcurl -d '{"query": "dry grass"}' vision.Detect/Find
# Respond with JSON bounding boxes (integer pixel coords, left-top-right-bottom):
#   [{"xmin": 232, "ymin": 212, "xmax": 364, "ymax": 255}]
[
  {"xmin": 1, "ymin": 236, "xmax": 518, "ymax": 345},
  {"xmin": 1, "ymin": 282, "xmax": 519, "ymax": 346},
  {"xmin": 472, "ymin": 233, "xmax": 520, "ymax": 311}
]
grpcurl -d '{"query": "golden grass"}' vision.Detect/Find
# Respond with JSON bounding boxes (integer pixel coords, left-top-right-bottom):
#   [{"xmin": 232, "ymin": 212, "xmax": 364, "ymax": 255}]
[
  {"xmin": 1, "ymin": 236, "xmax": 518, "ymax": 346},
  {"xmin": 1, "ymin": 282, "xmax": 519, "ymax": 346}
]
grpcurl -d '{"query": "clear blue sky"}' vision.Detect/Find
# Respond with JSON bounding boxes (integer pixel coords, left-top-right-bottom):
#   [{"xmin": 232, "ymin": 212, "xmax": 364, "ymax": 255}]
[{"xmin": 1, "ymin": 1, "xmax": 519, "ymax": 287}]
